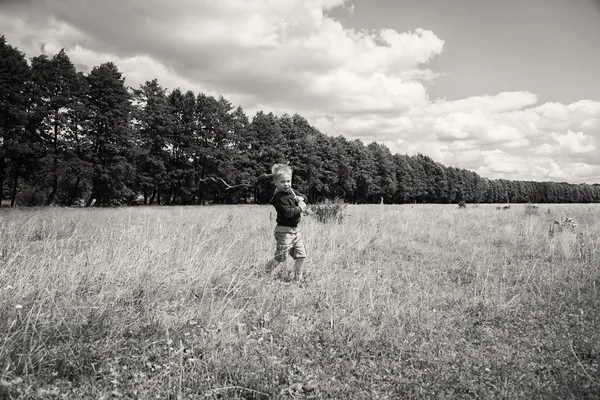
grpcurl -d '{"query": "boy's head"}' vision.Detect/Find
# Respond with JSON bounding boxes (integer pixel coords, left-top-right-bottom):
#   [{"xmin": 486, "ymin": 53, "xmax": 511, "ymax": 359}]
[{"xmin": 272, "ymin": 164, "xmax": 293, "ymax": 192}]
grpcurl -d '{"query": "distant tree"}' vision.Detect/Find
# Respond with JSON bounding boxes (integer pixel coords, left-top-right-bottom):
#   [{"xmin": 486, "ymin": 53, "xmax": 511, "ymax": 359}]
[
  {"xmin": 407, "ymin": 155, "xmax": 428, "ymax": 203},
  {"xmin": 344, "ymin": 139, "xmax": 375, "ymax": 203},
  {"xmin": 131, "ymin": 79, "xmax": 174, "ymax": 205},
  {"xmin": 415, "ymin": 153, "xmax": 448, "ymax": 203},
  {"xmin": 245, "ymin": 111, "xmax": 288, "ymax": 203},
  {"xmin": 29, "ymin": 49, "xmax": 80, "ymax": 205},
  {"xmin": 60, "ymin": 72, "xmax": 93, "ymax": 206},
  {"xmin": 191, "ymin": 94, "xmax": 237, "ymax": 203},
  {"xmin": 0, "ymin": 36, "xmax": 32, "ymax": 206},
  {"xmin": 446, "ymin": 167, "xmax": 463, "ymax": 203},
  {"xmin": 226, "ymin": 105, "xmax": 251, "ymax": 203},
  {"xmin": 331, "ymin": 135, "xmax": 356, "ymax": 201},
  {"xmin": 280, "ymin": 114, "xmax": 339, "ymax": 201},
  {"xmin": 392, "ymin": 154, "xmax": 414, "ymax": 203},
  {"xmin": 367, "ymin": 142, "xmax": 396, "ymax": 203},
  {"xmin": 2, "ymin": 34, "xmax": 599, "ymax": 207},
  {"xmin": 591, "ymin": 185, "xmax": 600, "ymax": 202},
  {"xmin": 168, "ymin": 88, "xmax": 197, "ymax": 204},
  {"xmin": 317, "ymin": 134, "xmax": 343, "ymax": 201},
  {"xmin": 475, "ymin": 176, "xmax": 491, "ymax": 203},
  {"xmin": 199, "ymin": 95, "xmax": 239, "ymax": 203},
  {"xmin": 84, "ymin": 62, "xmax": 133, "ymax": 206},
  {"xmin": 303, "ymin": 133, "xmax": 330, "ymax": 201}
]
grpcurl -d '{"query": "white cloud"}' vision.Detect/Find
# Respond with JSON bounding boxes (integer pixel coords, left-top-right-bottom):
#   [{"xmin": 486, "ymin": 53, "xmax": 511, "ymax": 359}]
[
  {"xmin": 41, "ymin": 43, "xmax": 208, "ymax": 96},
  {"xmin": 433, "ymin": 111, "xmax": 488, "ymax": 140},
  {"xmin": 549, "ymin": 130, "xmax": 596, "ymax": 154},
  {"xmin": 313, "ymin": 116, "xmax": 337, "ymax": 135},
  {"xmin": 1, "ymin": 0, "xmax": 599, "ymax": 184},
  {"xmin": 0, "ymin": 0, "xmax": 443, "ymax": 113},
  {"xmin": 431, "ymin": 91, "xmax": 539, "ymax": 114},
  {"xmin": 536, "ymin": 100, "xmax": 600, "ymax": 132}
]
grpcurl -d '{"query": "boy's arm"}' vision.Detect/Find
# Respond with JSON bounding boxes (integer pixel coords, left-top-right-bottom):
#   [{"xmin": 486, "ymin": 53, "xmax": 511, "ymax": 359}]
[
  {"xmin": 273, "ymin": 194, "xmax": 302, "ymax": 218},
  {"xmin": 292, "ymin": 189, "xmax": 308, "ymax": 203}
]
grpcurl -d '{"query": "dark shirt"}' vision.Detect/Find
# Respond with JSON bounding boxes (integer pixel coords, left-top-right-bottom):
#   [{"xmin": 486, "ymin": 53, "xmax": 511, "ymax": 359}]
[{"xmin": 272, "ymin": 189, "xmax": 307, "ymax": 228}]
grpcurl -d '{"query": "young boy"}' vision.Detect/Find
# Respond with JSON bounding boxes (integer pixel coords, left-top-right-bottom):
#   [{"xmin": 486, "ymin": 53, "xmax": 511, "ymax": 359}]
[{"xmin": 265, "ymin": 164, "xmax": 308, "ymax": 282}]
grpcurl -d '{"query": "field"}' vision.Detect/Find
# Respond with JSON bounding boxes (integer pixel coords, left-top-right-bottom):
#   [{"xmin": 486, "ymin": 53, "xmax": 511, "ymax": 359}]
[{"xmin": 1, "ymin": 203, "xmax": 599, "ymax": 399}]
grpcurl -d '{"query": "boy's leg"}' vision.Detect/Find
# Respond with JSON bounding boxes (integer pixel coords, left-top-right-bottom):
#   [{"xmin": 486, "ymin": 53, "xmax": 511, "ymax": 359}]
[
  {"xmin": 268, "ymin": 231, "xmax": 291, "ymax": 276},
  {"xmin": 293, "ymin": 257, "xmax": 305, "ymax": 281},
  {"xmin": 291, "ymin": 231, "xmax": 307, "ymax": 282},
  {"xmin": 265, "ymin": 258, "xmax": 280, "ymax": 274}
]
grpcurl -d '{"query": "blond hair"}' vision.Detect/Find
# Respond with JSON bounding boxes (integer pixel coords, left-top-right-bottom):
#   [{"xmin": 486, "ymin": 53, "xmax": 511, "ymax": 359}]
[{"xmin": 271, "ymin": 163, "xmax": 292, "ymax": 178}]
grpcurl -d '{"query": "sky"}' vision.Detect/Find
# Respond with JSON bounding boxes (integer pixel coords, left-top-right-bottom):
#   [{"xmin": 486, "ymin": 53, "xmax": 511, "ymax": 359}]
[{"xmin": 1, "ymin": 0, "xmax": 599, "ymax": 184}]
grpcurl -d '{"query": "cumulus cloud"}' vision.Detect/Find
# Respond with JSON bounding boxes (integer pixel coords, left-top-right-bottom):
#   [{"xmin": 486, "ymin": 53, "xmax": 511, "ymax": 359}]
[
  {"xmin": 547, "ymin": 130, "xmax": 596, "ymax": 154},
  {"xmin": 1, "ymin": 0, "xmax": 599, "ymax": 183},
  {"xmin": 1, "ymin": 0, "xmax": 444, "ymax": 114},
  {"xmin": 381, "ymin": 92, "xmax": 600, "ymax": 183}
]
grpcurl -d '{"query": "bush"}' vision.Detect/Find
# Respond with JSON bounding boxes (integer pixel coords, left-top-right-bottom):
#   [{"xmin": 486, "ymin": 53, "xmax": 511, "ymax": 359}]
[{"xmin": 307, "ymin": 199, "xmax": 347, "ymax": 224}]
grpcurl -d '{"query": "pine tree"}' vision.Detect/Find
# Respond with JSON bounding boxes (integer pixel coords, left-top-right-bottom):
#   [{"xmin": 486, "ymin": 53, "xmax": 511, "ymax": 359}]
[
  {"xmin": 132, "ymin": 79, "xmax": 174, "ymax": 204},
  {"xmin": 0, "ymin": 36, "xmax": 32, "ymax": 206},
  {"xmin": 367, "ymin": 142, "xmax": 397, "ymax": 203},
  {"xmin": 84, "ymin": 62, "xmax": 133, "ymax": 206},
  {"xmin": 346, "ymin": 140, "xmax": 375, "ymax": 203},
  {"xmin": 168, "ymin": 88, "xmax": 197, "ymax": 204},
  {"xmin": 29, "ymin": 49, "xmax": 80, "ymax": 205},
  {"xmin": 392, "ymin": 154, "xmax": 414, "ymax": 203},
  {"xmin": 245, "ymin": 111, "xmax": 288, "ymax": 203},
  {"xmin": 331, "ymin": 135, "xmax": 356, "ymax": 201},
  {"xmin": 62, "ymin": 72, "xmax": 93, "ymax": 206}
]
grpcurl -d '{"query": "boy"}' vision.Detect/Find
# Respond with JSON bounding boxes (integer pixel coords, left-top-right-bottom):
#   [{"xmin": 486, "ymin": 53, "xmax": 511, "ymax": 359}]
[{"xmin": 265, "ymin": 164, "xmax": 308, "ymax": 282}]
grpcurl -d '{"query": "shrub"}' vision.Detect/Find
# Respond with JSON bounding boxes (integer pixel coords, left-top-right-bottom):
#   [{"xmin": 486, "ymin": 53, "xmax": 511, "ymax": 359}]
[
  {"xmin": 458, "ymin": 201, "xmax": 466, "ymax": 209},
  {"xmin": 307, "ymin": 199, "xmax": 347, "ymax": 223}
]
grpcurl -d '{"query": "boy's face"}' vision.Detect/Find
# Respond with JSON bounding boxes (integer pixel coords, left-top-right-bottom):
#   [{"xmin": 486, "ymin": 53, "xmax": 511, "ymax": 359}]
[{"xmin": 274, "ymin": 174, "xmax": 292, "ymax": 192}]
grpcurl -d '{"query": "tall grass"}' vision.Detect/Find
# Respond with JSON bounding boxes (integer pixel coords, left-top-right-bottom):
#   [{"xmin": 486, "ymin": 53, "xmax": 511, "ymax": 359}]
[{"xmin": 1, "ymin": 204, "xmax": 599, "ymax": 398}]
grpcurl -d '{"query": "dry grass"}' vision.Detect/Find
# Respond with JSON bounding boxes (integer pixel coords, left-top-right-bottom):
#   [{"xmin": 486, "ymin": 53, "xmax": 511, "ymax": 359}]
[{"xmin": 1, "ymin": 203, "xmax": 599, "ymax": 399}]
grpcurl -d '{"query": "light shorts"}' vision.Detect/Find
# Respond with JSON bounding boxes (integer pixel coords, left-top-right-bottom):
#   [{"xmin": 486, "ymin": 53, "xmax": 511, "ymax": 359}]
[{"xmin": 273, "ymin": 225, "xmax": 307, "ymax": 262}]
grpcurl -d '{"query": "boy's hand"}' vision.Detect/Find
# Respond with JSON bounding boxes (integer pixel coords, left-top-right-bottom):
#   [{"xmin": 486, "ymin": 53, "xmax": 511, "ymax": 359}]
[{"xmin": 298, "ymin": 200, "xmax": 307, "ymax": 211}]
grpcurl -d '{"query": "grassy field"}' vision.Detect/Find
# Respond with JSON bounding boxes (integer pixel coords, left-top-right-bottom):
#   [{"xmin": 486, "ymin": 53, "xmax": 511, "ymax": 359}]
[{"xmin": 0, "ymin": 203, "xmax": 599, "ymax": 399}]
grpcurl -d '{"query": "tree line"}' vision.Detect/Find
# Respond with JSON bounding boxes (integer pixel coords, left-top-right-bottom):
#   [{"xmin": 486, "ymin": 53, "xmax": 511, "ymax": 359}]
[{"xmin": 1, "ymin": 35, "xmax": 599, "ymax": 207}]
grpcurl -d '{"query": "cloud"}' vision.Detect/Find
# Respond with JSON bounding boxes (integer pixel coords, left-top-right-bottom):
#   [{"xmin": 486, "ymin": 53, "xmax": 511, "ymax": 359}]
[
  {"xmin": 536, "ymin": 100, "xmax": 600, "ymax": 132},
  {"xmin": 430, "ymin": 91, "xmax": 539, "ymax": 114},
  {"xmin": 1, "ymin": 0, "xmax": 599, "ymax": 183},
  {"xmin": 539, "ymin": 130, "xmax": 596, "ymax": 154},
  {"xmin": 40, "ymin": 42, "xmax": 208, "ymax": 96},
  {"xmin": 0, "ymin": 0, "xmax": 444, "ymax": 113},
  {"xmin": 433, "ymin": 111, "xmax": 488, "ymax": 140},
  {"xmin": 380, "ymin": 92, "xmax": 600, "ymax": 183}
]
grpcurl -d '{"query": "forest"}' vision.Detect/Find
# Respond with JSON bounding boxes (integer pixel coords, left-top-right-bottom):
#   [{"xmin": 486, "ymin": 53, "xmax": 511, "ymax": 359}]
[{"xmin": 1, "ymin": 35, "xmax": 599, "ymax": 207}]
